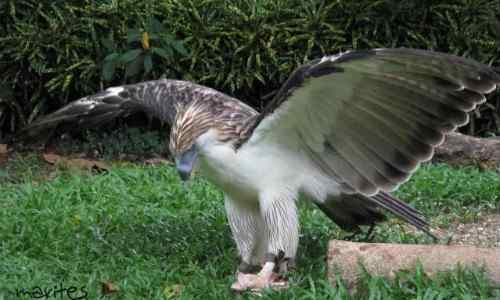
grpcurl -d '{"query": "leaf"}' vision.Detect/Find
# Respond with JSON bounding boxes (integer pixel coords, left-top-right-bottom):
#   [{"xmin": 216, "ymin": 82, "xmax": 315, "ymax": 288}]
[
  {"xmin": 152, "ymin": 47, "xmax": 173, "ymax": 60},
  {"xmin": 148, "ymin": 17, "xmax": 165, "ymax": 34},
  {"xmin": 163, "ymin": 284, "xmax": 183, "ymax": 299},
  {"xmin": 71, "ymin": 214, "xmax": 81, "ymax": 226},
  {"xmin": 102, "ymin": 61, "xmax": 116, "ymax": 81},
  {"xmin": 104, "ymin": 52, "xmax": 120, "ymax": 62},
  {"xmin": 101, "ymin": 281, "xmax": 119, "ymax": 295},
  {"xmin": 42, "ymin": 153, "xmax": 110, "ymax": 172},
  {"xmin": 127, "ymin": 28, "xmax": 142, "ymax": 43},
  {"xmin": 254, "ymin": 72, "xmax": 265, "ymax": 84},
  {"xmin": 172, "ymin": 41, "xmax": 188, "ymax": 56},
  {"xmin": 101, "ymin": 35, "xmax": 115, "ymax": 51},
  {"xmin": 144, "ymin": 54, "xmax": 153, "ymax": 74},
  {"xmin": 125, "ymin": 54, "xmax": 145, "ymax": 78},
  {"xmin": 120, "ymin": 49, "xmax": 143, "ymax": 64},
  {"xmin": 490, "ymin": 18, "xmax": 500, "ymax": 39},
  {"xmin": 62, "ymin": 74, "xmax": 73, "ymax": 91},
  {"xmin": 65, "ymin": 158, "xmax": 110, "ymax": 172}
]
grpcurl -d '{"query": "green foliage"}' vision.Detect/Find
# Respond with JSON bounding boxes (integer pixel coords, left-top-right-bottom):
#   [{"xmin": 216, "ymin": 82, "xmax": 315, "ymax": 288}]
[
  {"xmin": 0, "ymin": 161, "xmax": 499, "ymax": 299},
  {"xmin": 1, "ymin": 0, "xmax": 499, "ymax": 138},
  {"xmin": 396, "ymin": 164, "xmax": 500, "ymax": 224},
  {"xmin": 103, "ymin": 16, "xmax": 188, "ymax": 81},
  {"xmin": 57, "ymin": 127, "xmax": 166, "ymax": 159},
  {"xmin": 355, "ymin": 263, "xmax": 497, "ymax": 299},
  {"xmin": 0, "ymin": 0, "xmax": 188, "ymax": 136}
]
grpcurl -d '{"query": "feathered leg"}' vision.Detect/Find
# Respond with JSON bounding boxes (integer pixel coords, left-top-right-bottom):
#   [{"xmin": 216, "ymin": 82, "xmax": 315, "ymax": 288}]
[
  {"xmin": 224, "ymin": 195, "xmax": 267, "ymax": 289},
  {"xmin": 233, "ymin": 191, "xmax": 299, "ymax": 292}
]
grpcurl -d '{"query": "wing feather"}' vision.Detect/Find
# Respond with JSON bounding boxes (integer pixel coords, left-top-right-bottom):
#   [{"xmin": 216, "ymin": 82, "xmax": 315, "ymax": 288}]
[
  {"xmin": 18, "ymin": 79, "xmax": 245, "ymax": 140},
  {"xmin": 239, "ymin": 48, "xmax": 500, "ymax": 195}
]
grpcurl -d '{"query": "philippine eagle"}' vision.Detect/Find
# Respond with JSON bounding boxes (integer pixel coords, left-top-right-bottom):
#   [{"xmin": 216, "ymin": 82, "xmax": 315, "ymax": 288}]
[{"xmin": 20, "ymin": 49, "xmax": 500, "ymax": 291}]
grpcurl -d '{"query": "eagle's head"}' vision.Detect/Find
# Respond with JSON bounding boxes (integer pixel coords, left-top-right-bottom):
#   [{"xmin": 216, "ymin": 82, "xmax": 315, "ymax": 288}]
[
  {"xmin": 169, "ymin": 99, "xmax": 218, "ymax": 181},
  {"xmin": 169, "ymin": 95, "xmax": 255, "ymax": 181}
]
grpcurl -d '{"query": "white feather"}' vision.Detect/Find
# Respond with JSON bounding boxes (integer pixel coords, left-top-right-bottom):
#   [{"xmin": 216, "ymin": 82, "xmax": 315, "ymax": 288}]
[
  {"xmin": 195, "ymin": 129, "xmax": 342, "ymax": 205},
  {"xmin": 104, "ymin": 86, "xmax": 124, "ymax": 97}
]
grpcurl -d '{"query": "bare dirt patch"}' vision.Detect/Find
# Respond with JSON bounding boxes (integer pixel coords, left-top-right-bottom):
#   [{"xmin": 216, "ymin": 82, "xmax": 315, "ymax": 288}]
[{"xmin": 449, "ymin": 213, "xmax": 500, "ymax": 248}]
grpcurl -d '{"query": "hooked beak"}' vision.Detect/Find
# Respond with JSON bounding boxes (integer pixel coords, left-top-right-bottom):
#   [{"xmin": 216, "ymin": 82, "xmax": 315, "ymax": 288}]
[{"xmin": 175, "ymin": 145, "xmax": 198, "ymax": 181}]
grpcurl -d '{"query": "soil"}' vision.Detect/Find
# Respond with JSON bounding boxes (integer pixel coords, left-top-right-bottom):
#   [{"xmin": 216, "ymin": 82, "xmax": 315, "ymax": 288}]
[{"xmin": 448, "ymin": 213, "xmax": 500, "ymax": 248}]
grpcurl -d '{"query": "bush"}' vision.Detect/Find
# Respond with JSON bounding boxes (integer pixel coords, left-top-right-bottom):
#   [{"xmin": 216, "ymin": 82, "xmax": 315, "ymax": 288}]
[{"xmin": 1, "ymin": 0, "xmax": 499, "ymax": 139}]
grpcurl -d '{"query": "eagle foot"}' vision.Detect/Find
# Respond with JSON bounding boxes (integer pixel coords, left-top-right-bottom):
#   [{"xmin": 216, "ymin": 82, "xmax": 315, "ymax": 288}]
[
  {"xmin": 231, "ymin": 252, "xmax": 292, "ymax": 293},
  {"xmin": 230, "ymin": 271, "xmax": 289, "ymax": 293}
]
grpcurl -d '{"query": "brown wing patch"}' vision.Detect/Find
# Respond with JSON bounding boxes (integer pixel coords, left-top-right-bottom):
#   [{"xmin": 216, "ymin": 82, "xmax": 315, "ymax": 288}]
[{"xmin": 169, "ymin": 90, "xmax": 257, "ymax": 155}]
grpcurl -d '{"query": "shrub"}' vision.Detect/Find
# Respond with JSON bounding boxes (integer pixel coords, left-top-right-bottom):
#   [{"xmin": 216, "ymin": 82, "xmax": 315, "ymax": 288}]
[{"xmin": 0, "ymin": 0, "xmax": 499, "ymax": 140}]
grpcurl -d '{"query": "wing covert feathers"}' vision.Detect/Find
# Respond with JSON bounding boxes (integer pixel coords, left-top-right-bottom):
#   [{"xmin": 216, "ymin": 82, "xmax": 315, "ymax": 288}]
[
  {"xmin": 18, "ymin": 79, "xmax": 238, "ymax": 140},
  {"xmin": 241, "ymin": 48, "xmax": 500, "ymax": 196}
]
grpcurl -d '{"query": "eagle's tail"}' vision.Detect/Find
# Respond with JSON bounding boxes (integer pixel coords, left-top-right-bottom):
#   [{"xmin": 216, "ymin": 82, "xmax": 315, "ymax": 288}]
[
  {"xmin": 315, "ymin": 194, "xmax": 386, "ymax": 233},
  {"xmin": 316, "ymin": 192, "xmax": 436, "ymax": 240},
  {"xmin": 369, "ymin": 191, "xmax": 437, "ymax": 239}
]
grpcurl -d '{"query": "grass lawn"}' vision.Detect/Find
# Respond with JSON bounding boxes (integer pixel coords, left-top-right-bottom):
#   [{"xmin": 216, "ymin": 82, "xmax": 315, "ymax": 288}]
[{"xmin": 1, "ymin": 155, "xmax": 499, "ymax": 299}]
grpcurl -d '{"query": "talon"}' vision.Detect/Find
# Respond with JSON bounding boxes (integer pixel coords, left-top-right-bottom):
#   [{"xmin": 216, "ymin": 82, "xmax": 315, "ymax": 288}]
[
  {"xmin": 231, "ymin": 261, "xmax": 291, "ymax": 293},
  {"xmin": 231, "ymin": 271, "xmax": 289, "ymax": 292},
  {"xmin": 231, "ymin": 272, "xmax": 264, "ymax": 292}
]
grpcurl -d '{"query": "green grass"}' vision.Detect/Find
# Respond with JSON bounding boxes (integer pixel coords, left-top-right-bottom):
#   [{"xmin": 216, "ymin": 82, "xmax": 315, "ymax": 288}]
[{"xmin": 0, "ymin": 157, "xmax": 499, "ymax": 299}]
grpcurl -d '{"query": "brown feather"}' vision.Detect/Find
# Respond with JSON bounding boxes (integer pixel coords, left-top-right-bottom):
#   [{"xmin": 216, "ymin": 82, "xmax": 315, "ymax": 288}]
[{"xmin": 169, "ymin": 92, "xmax": 257, "ymax": 155}]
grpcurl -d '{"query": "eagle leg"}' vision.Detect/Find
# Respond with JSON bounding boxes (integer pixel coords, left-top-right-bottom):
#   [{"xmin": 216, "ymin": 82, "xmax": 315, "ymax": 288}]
[
  {"xmin": 260, "ymin": 193, "xmax": 299, "ymax": 263},
  {"xmin": 225, "ymin": 195, "xmax": 265, "ymax": 266},
  {"xmin": 225, "ymin": 195, "xmax": 274, "ymax": 292},
  {"xmin": 231, "ymin": 192, "xmax": 299, "ymax": 292}
]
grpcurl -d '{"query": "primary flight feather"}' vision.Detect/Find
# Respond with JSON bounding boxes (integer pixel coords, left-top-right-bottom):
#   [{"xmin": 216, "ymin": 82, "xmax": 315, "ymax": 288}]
[{"xmin": 20, "ymin": 48, "xmax": 500, "ymax": 291}]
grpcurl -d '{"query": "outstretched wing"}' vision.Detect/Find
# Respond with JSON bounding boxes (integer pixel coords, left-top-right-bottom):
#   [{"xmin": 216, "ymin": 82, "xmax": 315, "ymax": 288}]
[
  {"xmin": 239, "ymin": 48, "xmax": 500, "ymax": 196},
  {"xmin": 18, "ymin": 79, "xmax": 226, "ymax": 139}
]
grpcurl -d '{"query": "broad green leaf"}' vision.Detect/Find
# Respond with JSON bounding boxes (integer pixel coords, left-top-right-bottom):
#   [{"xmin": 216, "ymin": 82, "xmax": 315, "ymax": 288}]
[
  {"xmin": 125, "ymin": 54, "xmax": 144, "ymax": 78},
  {"xmin": 172, "ymin": 41, "xmax": 188, "ymax": 56},
  {"xmin": 152, "ymin": 47, "xmax": 173, "ymax": 60},
  {"xmin": 127, "ymin": 28, "xmax": 142, "ymax": 43},
  {"xmin": 102, "ymin": 60, "xmax": 116, "ymax": 81},
  {"xmin": 104, "ymin": 52, "xmax": 120, "ymax": 62},
  {"xmin": 149, "ymin": 33, "xmax": 160, "ymax": 41},
  {"xmin": 101, "ymin": 35, "xmax": 115, "ymax": 51},
  {"xmin": 120, "ymin": 49, "xmax": 143, "ymax": 64},
  {"xmin": 148, "ymin": 17, "xmax": 165, "ymax": 34}
]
